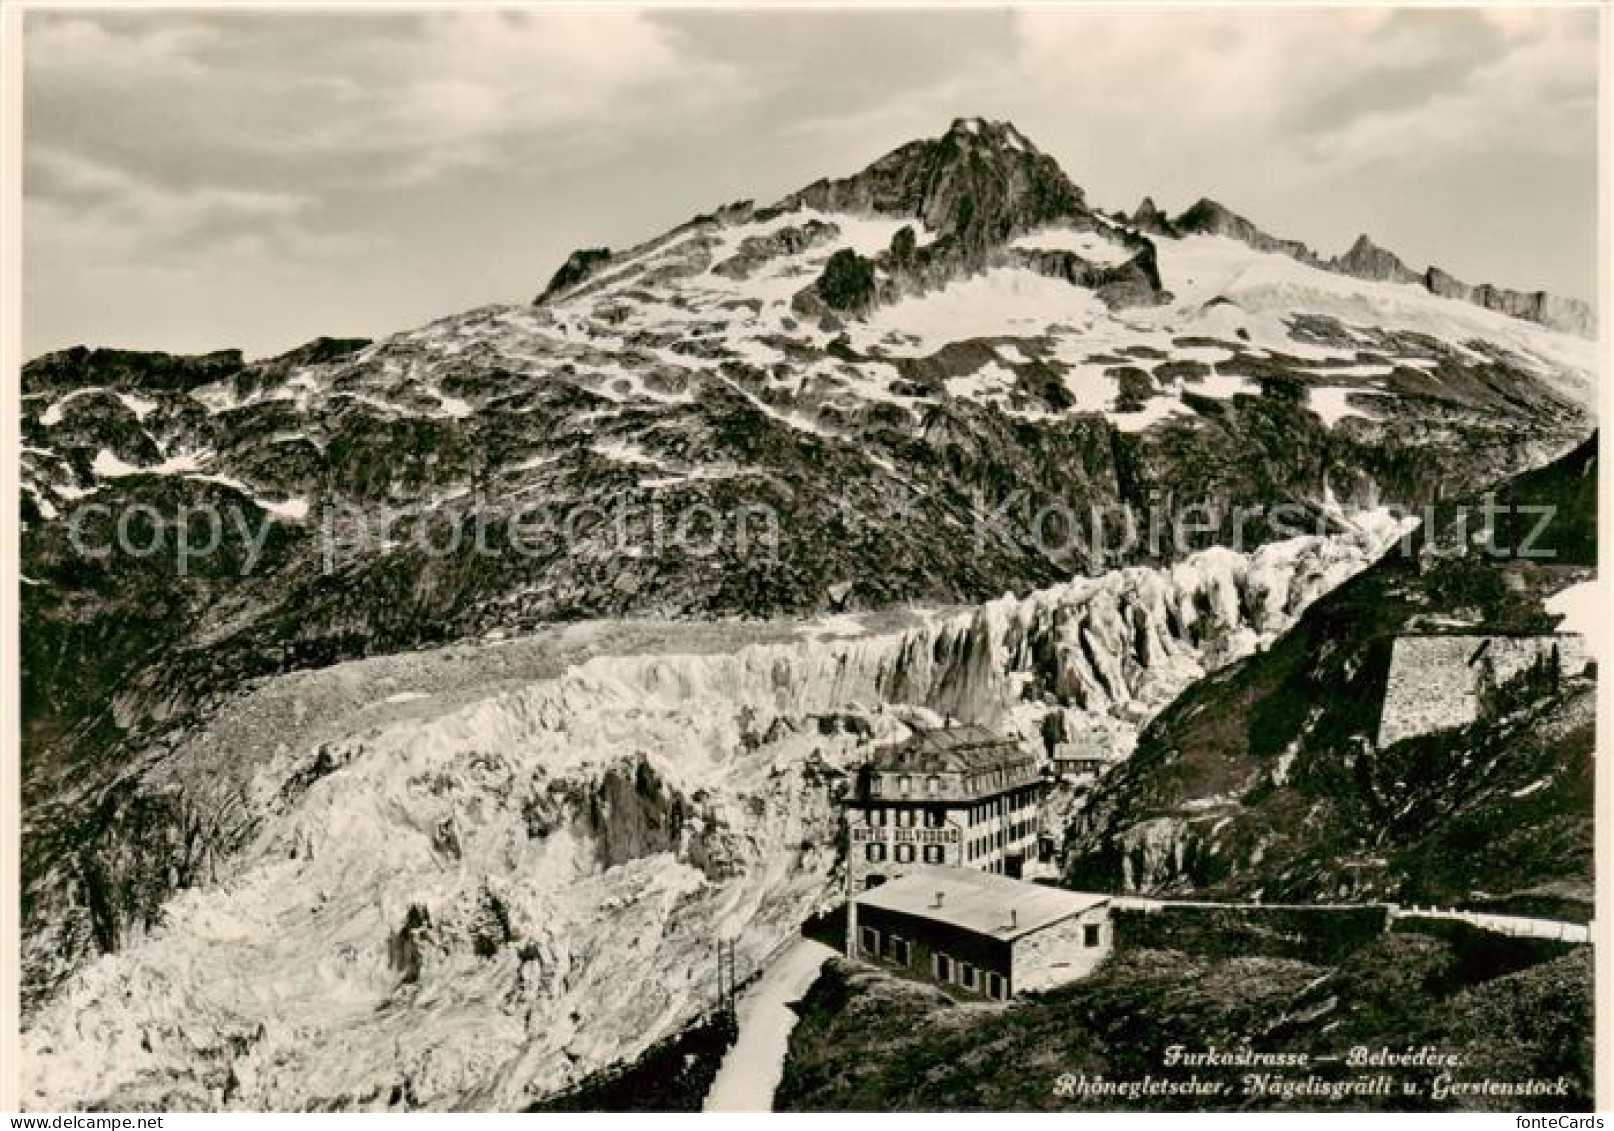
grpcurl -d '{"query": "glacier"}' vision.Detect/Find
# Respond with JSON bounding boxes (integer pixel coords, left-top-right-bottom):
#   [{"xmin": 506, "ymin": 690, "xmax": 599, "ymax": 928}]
[{"xmin": 19, "ymin": 516, "xmax": 1411, "ymax": 1111}]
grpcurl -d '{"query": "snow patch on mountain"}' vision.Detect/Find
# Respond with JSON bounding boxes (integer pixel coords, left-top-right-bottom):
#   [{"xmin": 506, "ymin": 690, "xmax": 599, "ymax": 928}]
[
  {"xmin": 1155, "ymin": 236, "xmax": 1596, "ymax": 392},
  {"xmin": 1309, "ymin": 386, "xmax": 1380, "ymax": 428},
  {"xmin": 1010, "ymin": 225, "xmax": 1132, "ymax": 264},
  {"xmin": 852, "ymin": 269, "xmax": 1109, "ymax": 355}
]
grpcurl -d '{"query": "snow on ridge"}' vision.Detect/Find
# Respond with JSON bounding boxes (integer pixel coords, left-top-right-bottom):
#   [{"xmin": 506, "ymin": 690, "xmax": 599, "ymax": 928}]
[
  {"xmin": 434, "ymin": 392, "xmax": 473, "ymax": 419},
  {"xmin": 88, "ymin": 448, "xmax": 310, "ymax": 521},
  {"xmin": 945, "ymin": 360, "xmax": 1018, "ymax": 401},
  {"xmin": 92, "ymin": 449, "xmax": 145, "ymax": 477},
  {"xmin": 1155, "ymin": 234, "xmax": 1596, "ymax": 390},
  {"xmin": 23, "ymin": 484, "xmax": 58, "ymax": 521},
  {"xmin": 853, "ymin": 268, "xmax": 1107, "ymax": 356},
  {"xmin": 591, "ymin": 439, "xmax": 666, "ymax": 467},
  {"xmin": 120, "ymin": 393, "xmax": 159, "ymax": 421},
  {"xmin": 1009, "ymin": 225, "xmax": 1132, "ymax": 265},
  {"xmin": 38, "ymin": 387, "xmax": 161, "ymax": 427}
]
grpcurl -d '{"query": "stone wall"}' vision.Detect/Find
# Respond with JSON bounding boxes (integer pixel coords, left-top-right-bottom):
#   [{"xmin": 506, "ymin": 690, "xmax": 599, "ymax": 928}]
[
  {"xmin": 1376, "ymin": 633, "xmax": 1587, "ymax": 748},
  {"xmin": 1012, "ymin": 906, "xmax": 1112, "ymax": 992}
]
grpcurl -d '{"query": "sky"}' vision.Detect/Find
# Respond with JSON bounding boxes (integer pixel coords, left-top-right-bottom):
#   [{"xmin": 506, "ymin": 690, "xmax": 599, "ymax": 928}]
[{"xmin": 22, "ymin": 5, "xmax": 1601, "ymax": 360}]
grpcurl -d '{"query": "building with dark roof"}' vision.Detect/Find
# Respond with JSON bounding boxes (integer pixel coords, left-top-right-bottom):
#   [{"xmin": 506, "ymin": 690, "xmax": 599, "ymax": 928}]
[
  {"xmin": 844, "ymin": 724, "xmax": 1044, "ymax": 897},
  {"xmin": 851, "ymin": 867, "xmax": 1112, "ymax": 998}
]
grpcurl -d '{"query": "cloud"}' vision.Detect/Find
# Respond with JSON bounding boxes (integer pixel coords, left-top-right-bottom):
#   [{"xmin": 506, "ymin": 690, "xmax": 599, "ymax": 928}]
[
  {"xmin": 238, "ymin": 10, "xmax": 739, "ymax": 181},
  {"xmin": 27, "ymin": 9, "xmax": 743, "ymax": 189},
  {"xmin": 27, "ymin": 147, "xmax": 316, "ymax": 255},
  {"xmin": 25, "ymin": 13, "xmax": 218, "ymax": 82},
  {"xmin": 1299, "ymin": 11, "xmax": 1597, "ymax": 173},
  {"xmin": 1000, "ymin": 7, "xmax": 1595, "ymax": 190}
]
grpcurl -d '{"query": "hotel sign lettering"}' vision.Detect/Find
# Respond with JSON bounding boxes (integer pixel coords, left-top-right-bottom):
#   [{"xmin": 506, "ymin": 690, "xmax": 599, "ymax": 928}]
[{"xmin": 851, "ymin": 826, "xmax": 961, "ymax": 845}]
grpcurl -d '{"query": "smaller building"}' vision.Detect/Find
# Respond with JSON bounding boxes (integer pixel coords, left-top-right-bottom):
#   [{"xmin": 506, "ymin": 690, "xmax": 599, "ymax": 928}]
[
  {"xmin": 850, "ymin": 867, "xmax": 1112, "ymax": 999},
  {"xmin": 1050, "ymin": 730, "xmax": 1120, "ymax": 779}
]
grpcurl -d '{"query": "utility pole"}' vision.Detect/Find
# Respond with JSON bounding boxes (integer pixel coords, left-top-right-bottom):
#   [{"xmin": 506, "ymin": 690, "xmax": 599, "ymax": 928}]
[
  {"xmin": 726, "ymin": 941, "xmax": 738, "ymax": 1014},
  {"xmin": 715, "ymin": 941, "xmax": 726, "ymax": 1015},
  {"xmin": 716, "ymin": 940, "xmax": 739, "ymax": 1018}
]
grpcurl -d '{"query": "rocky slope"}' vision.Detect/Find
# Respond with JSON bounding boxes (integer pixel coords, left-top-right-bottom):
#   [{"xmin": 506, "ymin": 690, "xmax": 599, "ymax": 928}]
[
  {"xmin": 20, "ymin": 526, "xmax": 1401, "ymax": 1110},
  {"xmin": 1064, "ymin": 437, "xmax": 1598, "ymax": 911}
]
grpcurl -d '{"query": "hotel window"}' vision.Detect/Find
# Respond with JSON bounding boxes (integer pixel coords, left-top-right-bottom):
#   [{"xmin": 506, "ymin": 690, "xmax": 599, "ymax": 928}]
[
  {"xmin": 926, "ymin": 775, "xmax": 941, "ymax": 796},
  {"xmin": 899, "ymin": 775, "xmax": 912, "ymax": 797},
  {"xmin": 923, "ymin": 845, "xmax": 943, "ymax": 864},
  {"xmin": 960, "ymin": 964, "xmax": 978, "ymax": 991},
  {"xmin": 866, "ymin": 844, "xmax": 886, "ymax": 863},
  {"xmin": 924, "ymin": 809, "xmax": 944, "ymax": 829},
  {"xmin": 860, "ymin": 927, "xmax": 879, "ymax": 956},
  {"xmin": 889, "ymin": 936, "xmax": 911, "ymax": 966},
  {"xmin": 1084, "ymin": 923, "xmax": 1102, "ymax": 948},
  {"xmin": 900, "ymin": 809, "xmax": 915, "ymax": 828},
  {"xmin": 870, "ymin": 776, "xmax": 882, "ymax": 796},
  {"xmin": 933, "ymin": 954, "xmax": 953, "ymax": 982},
  {"xmin": 875, "ymin": 808, "xmax": 888, "ymax": 827},
  {"xmin": 987, "ymin": 972, "xmax": 1006, "ymax": 1000},
  {"xmin": 896, "ymin": 844, "xmax": 915, "ymax": 864}
]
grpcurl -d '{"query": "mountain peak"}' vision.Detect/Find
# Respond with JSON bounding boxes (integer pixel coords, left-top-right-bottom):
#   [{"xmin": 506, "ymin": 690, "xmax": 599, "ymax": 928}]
[
  {"xmin": 1174, "ymin": 197, "xmax": 1251, "ymax": 236},
  {"xmin": 787, "ymin": 117, "xmax": 1084, "ymax": 248},
  {"xmin": 1174, "ymin": 197, "xmax": 1323, "ymax": 265},
  {"xmin": 1131, "ymin": 196, "xmax": 1175, "ymax": 236},
  {"xmin": 1333, "ymin": 232, "xmax": 1418, "ymax": 284},
  {"xmin": 943, "ymin": 117, "xmax": 1038, "ymax": 153}
]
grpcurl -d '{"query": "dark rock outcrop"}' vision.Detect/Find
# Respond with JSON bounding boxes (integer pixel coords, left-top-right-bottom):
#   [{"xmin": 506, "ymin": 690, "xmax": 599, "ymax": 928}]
[
  {"xmin": 813, "ymin": 248, "xmax": 879, "ymax": 314},
  {"xmin": 713, "ymin": 219, "xmax": 839, "ymax": 280},
  {"xmin": 1012, "ymin": 243, "xmax": 1166, "ymax": 309},
  {"xmin": 1426, "ymin": 267, "xmax": 1594, "ymax": 337},
  {"xmin": 535, "ymin": 247, "xmax": 613, "ymax": 303},
  {"xmin": 22, "ymin": 347, "xmax": 247, "ymax": 397}
]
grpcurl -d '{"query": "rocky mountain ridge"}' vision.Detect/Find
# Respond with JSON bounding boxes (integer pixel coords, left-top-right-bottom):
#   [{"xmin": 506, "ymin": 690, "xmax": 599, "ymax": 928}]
[{"xmin": 1163, "ymin": 194, "xmax": 1592, "ymax": 336}]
